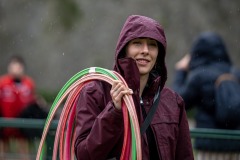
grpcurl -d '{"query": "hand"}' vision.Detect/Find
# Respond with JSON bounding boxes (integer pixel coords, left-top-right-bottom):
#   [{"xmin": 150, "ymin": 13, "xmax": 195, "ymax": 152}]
[
  {"xmin": 110, "ymin": 80, "xmax": 133, "ymax": 110},
  {"xmin": 175, "ymin": 54, "xmax": 191, "ymax": 71}
]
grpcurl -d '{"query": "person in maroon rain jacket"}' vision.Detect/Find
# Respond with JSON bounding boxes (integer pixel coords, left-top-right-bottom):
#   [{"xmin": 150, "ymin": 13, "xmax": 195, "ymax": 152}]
[{"xmin": 74, "ymin": 15, "xmax": 194, "ymax": 160}]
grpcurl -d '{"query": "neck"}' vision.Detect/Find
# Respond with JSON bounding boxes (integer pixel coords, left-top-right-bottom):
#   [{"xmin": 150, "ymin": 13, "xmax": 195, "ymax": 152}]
[{"xmin": 139, "ymin": 74, "xmax": 149, "ymax": 97}]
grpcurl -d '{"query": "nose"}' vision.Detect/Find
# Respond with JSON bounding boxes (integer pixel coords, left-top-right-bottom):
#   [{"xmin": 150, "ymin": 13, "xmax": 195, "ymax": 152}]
[{"xmin": 142, "ymin": 41, "xmax": 149, "ymax": 54}]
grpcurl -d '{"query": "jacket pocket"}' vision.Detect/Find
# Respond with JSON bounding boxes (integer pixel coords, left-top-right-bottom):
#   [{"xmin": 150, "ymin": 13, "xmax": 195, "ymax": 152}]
[
  {"xmin": 152, "ymin": 114, "xmax": 179, "ymax": 145},
  {"xmin": 152, "ymin": 114, "xmax": 179, "ymax": 160}
]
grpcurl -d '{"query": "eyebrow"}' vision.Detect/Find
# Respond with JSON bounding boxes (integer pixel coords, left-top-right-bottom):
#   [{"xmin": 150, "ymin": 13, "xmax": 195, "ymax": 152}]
[{"xmin": 135, "ymin": 37, "xmax": 156, "ymax": 41}]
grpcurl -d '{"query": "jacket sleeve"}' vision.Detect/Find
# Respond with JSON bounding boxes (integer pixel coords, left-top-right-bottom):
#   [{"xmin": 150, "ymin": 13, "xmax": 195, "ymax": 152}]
[
  {"xmin": 74, "ymin": 81, "xmax": 123, "ymax": 160},
  {"xmin": 172, "ymin": 69, "xmax": 201, "ymax": 110},
  {"xmin": 175, "ymin": 94, "xmax": 194, "ymax": 160}
]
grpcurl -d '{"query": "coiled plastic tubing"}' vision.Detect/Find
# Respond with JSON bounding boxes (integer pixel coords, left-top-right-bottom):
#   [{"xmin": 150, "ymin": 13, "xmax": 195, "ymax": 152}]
[{"xmin": 36, "ymin": 67, "xmax": 142, "ymax": 160}]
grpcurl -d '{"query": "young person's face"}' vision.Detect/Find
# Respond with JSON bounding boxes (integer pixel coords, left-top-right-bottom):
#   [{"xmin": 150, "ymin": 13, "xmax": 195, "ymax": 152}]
[
  {"xmin": 8, "ymin": 61, "xmax": 25, "ymax": 78},
  {"xmin": 126, "ymin": 38, "xmax": 158, "ymax": 76}
]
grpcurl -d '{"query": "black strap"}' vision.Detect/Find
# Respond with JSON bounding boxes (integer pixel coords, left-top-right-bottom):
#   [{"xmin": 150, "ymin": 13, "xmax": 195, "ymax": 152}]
[{"xmin": 140, "ymin": 88, "xmax": 161, "ymax": 135}]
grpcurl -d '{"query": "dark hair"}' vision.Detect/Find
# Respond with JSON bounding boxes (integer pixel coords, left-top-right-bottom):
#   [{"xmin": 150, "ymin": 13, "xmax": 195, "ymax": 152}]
[{"xmin": 9, "ymin": 55, "xmax": 26, "ymax": 67}]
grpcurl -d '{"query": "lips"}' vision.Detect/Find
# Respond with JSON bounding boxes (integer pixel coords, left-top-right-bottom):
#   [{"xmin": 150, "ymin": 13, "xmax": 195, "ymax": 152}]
[{"xmin": 136, "ymin": 58, "xmax": 150, "ymax": 65}]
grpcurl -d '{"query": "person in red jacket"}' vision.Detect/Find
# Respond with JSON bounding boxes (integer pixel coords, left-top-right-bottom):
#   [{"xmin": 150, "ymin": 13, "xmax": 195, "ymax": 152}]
[
  {"xmin": 74, "ymin": 15, "xmax": 194, "ymax": 159},
  {"xmin": 0, "ymin": 55, "xmax": 35, "ymax": 159}
]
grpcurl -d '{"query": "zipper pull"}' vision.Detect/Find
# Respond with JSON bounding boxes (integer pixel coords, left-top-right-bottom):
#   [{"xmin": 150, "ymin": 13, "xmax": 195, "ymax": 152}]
[{"xmin": 140, "ymin": 97, "xmax": 144, "ymax": 106}]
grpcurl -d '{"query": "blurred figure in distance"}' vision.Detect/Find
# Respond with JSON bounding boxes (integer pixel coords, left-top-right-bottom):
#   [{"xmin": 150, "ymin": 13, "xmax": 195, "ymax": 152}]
[
  {"xmin": 173, "ymin": 31, "xmax": 240, "ymax": 159},
  {"xmin": 0, "ymin": 55, "xmax": 35, "ymax": 160}
]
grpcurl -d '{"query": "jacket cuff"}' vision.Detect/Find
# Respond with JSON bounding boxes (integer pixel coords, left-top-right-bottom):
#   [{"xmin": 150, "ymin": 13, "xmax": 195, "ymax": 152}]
[{"xmin": 108, "ymin": 101, "xmax": 123, "ymax": 118}]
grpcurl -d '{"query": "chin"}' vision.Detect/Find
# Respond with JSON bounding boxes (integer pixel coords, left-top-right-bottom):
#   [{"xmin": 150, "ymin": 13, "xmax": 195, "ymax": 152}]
[{"xmin": 139, "ymin": 70, "xmax": 150, "ymax": 76}]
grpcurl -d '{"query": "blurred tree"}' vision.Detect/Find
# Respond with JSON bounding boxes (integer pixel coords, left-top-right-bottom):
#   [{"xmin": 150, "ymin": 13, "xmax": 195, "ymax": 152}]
[{"xmin": 54, "ymin": 0, "xmax": 83, "ymax": 31}]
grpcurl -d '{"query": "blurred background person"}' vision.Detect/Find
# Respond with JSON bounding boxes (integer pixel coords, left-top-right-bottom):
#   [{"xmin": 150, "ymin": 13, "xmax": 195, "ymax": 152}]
[
  {"xmin": 0, "ymin": 55, "xmax": 35, "ymax": 160},
  {"xmin": 172, "ymin": 31, "xmax": 240, "ymax": 159}
]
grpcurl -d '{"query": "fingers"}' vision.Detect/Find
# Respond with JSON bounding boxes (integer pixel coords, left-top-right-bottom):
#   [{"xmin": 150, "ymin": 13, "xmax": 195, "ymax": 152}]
[
  {"xmin": 111, "ymin": 80, "xmax": 133, "ymax": 96},
  {"xmin": 110, "ymin": 80, "xmax": 133, "ymax": 110},
  {"xmin": 111, "ymin": 80, "xmax": 123, "ymax": 95},
  {"xmin": 113, "ymin": 89, "xmax": 133, "ymax": 101}
]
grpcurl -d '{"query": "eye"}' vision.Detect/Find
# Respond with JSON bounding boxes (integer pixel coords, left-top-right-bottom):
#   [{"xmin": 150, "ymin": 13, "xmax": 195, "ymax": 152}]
[
  {"xmin": 149, "ymin": 43, "xmax": 157, "ymax": 46},
  {"xmin": 148, "ymin": 40, "xmax": 158, "ymax": 46},
  {"xmin": 132, "ymin": 40, "xmax": 141, "ymax": 45},
  {"xmin": 148, "ymin": 42, "xmax": 158, "ymax": 49}
]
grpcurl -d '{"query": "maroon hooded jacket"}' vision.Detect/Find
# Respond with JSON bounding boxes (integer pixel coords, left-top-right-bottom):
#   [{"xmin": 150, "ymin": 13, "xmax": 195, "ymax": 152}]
[{"xmin": 74, "ymin": 15, "xmax": 194, "ymax": 160}]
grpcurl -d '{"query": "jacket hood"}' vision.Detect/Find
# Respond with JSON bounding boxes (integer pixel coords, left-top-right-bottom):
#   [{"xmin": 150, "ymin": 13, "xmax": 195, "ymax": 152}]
[
  {"xmin": 113, "ymin": 15, "xmax": 167, "ymax": 90},
  {"xmin": 189, "ymin": 31, "xmax": 232, "ymax": 70}
]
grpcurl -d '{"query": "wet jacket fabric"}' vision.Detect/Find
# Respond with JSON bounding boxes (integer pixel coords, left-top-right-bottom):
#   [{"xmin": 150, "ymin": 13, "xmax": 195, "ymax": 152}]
[
  {"xmin": 75, "ymin": 15, "xmax": 193, "ymax": 160},
  {"xmin": 173, "ymin": 32, "xmax": 240, "ymax": 151}
]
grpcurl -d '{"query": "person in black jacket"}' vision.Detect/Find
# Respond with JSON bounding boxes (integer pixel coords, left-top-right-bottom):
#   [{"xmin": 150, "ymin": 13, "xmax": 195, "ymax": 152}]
[{"xmin": 173, "ymin": 31, "xmax": 240, "ymax": 159}]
